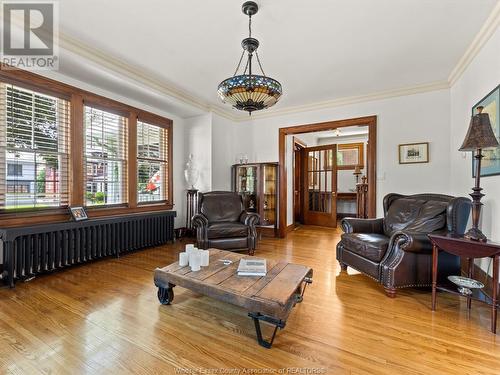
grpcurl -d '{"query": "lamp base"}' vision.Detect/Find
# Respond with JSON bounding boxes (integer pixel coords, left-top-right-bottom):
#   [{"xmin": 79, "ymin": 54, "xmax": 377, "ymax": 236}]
[{"xmin": 464, "ymin": 227, "xmax": 487, "ymax": 242}]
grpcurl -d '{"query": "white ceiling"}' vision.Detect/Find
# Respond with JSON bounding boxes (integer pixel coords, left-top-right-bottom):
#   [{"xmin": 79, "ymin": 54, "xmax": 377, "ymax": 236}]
[{"xmin": 57, "ymin": 0, "xmax": 498, "ymax": 118}]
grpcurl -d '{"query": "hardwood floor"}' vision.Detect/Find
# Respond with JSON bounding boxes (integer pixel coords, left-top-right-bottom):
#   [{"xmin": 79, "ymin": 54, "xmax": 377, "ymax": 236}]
[{"xmin": 0, "ymin": 225, "xmax": 499, "ymax": 374}]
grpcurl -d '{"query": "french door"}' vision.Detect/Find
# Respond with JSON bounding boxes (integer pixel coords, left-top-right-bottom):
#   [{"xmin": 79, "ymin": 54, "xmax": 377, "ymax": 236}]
[{"xmin": 302, "ymin": 145, "xmax": 337, "ymax": 227}]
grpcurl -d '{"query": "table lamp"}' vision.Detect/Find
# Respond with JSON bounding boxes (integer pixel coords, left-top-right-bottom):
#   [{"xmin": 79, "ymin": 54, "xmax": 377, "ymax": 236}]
[{"xmin": 458, "ymin": 106, "xmax": 499, "ymax": 241}]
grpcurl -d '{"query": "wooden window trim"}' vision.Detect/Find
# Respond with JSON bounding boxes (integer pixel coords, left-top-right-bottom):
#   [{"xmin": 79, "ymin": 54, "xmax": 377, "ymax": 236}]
[
  {"xmin": 337, "ymin": 142, "xmax": 365, "ymax": 170},
  {"xmin": 0, "ymin": 64, "xmax": 174, "ymax": 227}
]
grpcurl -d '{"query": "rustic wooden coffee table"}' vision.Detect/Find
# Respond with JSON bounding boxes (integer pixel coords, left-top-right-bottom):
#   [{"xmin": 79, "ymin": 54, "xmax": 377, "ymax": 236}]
[{"xmin": 154, "ymin": 249, "xmax": 313, "ymax": 348}]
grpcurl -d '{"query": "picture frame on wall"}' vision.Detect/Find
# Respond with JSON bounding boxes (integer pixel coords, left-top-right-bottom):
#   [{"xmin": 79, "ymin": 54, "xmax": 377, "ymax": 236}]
[
  {"xmin": 399, "ymin": 142, "xmax": 429, "ymax": 164},
  {"xmin": 472, "ymin": 84, "xmax": 500, "ymax": 178},
  {"xmin": 69, "ymin": 206, "xmax": 88, "ymax": 221}
]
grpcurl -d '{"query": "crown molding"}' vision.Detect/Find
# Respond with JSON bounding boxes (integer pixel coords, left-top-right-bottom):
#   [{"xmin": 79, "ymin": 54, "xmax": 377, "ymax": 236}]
[
  {"xmin": 59, "ymin": 32, "xmax": 240, "ymax": 120},
  {"xmin": 448, "ymin": 1, "xmax": 500, "ymax": 86},
  {"xmin": 240, "ymin": 80, "xmax": 450, "ymax": 121}
]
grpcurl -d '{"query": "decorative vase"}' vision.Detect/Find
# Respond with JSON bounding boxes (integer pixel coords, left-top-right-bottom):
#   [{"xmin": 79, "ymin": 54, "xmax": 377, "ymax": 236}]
[{"xmin": 184, "ymin": 154, "xmax": 199, "ymax": 190}]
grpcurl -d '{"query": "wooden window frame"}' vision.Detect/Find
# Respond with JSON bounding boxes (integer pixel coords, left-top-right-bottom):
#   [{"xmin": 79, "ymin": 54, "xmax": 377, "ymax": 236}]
[
  {"xmin": 336, "ymin": 142, "xmax": 364, "ymax": 170},
  {"xmin": 136, "ymin": 116, "xmax": 172, "ymax": 206},
  {"xmin": 83, "ymin": 104, "xmax": 129, "ymax": 208},
  {"xmin": 0, "ymin": 65, "xmax": 173, "ymax": 227}
]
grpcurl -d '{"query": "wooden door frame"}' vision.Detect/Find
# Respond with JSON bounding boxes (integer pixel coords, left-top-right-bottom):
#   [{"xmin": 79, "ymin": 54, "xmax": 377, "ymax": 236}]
[
  {"xmin": 278, "ymin": 116, "xmax": 377, "ymax": 238},
  {"xmin": 293, "ymin": 137, "xmax": 306, "ymax": 224}
]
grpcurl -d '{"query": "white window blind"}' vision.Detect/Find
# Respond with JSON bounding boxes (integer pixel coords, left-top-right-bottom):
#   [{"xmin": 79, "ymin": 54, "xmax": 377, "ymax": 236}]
[
  {"xmin": 0, "ymin": 83, "xmax": 70, "ymax": 210},
  {"xmin": 84, "ymin": 106, "xmax": 128, "ymax": 206},
  {"xmin": 137, "ymin": 120, "xmax": 168, "ymax": 203}
]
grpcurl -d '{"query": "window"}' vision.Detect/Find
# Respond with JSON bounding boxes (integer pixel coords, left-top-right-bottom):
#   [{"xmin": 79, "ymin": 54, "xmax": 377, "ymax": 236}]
[
  {"xmin": 7, "ymin": 164, "xmax": 22, "ymax": 176},
  {"xmin": 0, "ymin": 69, "xmax": 173, "ymax": 221},
  {"xmin": 337, "ymin": 143, "xmax": 364, "ymax": 170},
  {"xmin": 0, "ymin": 83, "xmax": 70, "ymax": 210},
  {"xmin": 137, "ymin": 120, "xmax": 168, "ymax": 203},
  {"xmin": 84, "ymin": 106, "xmax": 128, "ymax": 206}
]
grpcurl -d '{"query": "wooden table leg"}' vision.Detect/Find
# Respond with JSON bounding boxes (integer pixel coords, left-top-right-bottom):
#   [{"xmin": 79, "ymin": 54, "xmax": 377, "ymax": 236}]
[
  {"xmin": 492, "ymin": 255, "xmax": 498, "ymax": 334},
  {"xmin": 432, "ymin": 244, "xmax": 438, "ymax": 311},
  {"xmin": 467, "ymin": 258, "xmax": 473, "ymax": 314}
]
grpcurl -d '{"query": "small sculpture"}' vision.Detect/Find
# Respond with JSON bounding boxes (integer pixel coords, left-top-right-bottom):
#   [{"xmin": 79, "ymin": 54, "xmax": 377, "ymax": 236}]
[{"xmin": 184, "ymin": 154, "xmax": 199, "ymax": 190}]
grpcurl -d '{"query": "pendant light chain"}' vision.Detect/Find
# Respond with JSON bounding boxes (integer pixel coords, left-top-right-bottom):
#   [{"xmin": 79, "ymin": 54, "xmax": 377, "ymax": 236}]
[
  {"xmin": 233, "ymin": 50, "xmax": 245, "ymax": 76},
  {"xmin": 255, "ymin": 51, "xmax": 266, "ymax": 76}
]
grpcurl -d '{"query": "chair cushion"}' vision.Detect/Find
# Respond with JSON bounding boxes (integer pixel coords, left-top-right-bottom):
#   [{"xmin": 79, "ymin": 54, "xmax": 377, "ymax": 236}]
[
  {"xmin": 341, "ymin": 233, "xmax": 390, "ymax": 262},
  {"xmin": 208, "ymin": 222, "xmax": 248, "ymax": 239},
  {"xmin": 384, "ymin": 198, "xmax": 447, "ymax": 237}
]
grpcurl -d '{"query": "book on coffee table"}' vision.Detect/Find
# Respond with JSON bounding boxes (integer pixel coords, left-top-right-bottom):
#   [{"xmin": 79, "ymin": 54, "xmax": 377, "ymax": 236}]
[{"xmin": 237, "ymin": 258, "xmax": 267, "ymax": 276}]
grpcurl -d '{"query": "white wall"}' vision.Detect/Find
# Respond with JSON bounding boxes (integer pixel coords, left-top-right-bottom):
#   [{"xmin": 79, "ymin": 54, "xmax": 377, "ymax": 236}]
[
  {"xmin": 184, "ymin": 113, "xmax": 212, "ymax": 193},
  {"xmin": 211, "ymin": 113, "xmax": 239, "ymax": 191},
  {"xmin": 449, "ymin": 26, "xmax": 500, "ymax": 274},
  {"xmin": 228, "ymin": 89, "xmax": 452, "ymax": 225}
]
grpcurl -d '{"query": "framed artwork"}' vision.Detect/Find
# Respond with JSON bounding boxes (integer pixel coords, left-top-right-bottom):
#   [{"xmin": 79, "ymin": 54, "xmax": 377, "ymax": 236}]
[
  {"xmin": 472, "ymin": 84, "xmax": 500, "ymax": 177},
  {"xmin": 69, "ymin": 206, "xmax": 88, "ymax": 221},
  {"xmin": 399, "ymin": 142, "xmax": 429, "ymax": 164}
]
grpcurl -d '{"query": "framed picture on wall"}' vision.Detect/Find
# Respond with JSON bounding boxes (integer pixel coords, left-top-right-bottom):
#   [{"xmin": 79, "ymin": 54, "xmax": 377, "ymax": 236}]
[
  {"xmin": 399, "ymin": 142, "xmax": 429, "ymax": 164},
  {"xmin": 472, "ymin": 84, "xmax": 500, "ymax": 177}
]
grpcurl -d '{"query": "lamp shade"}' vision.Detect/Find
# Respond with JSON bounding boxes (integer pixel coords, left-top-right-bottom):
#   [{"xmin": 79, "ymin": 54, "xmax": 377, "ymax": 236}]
[{"xmin": 459, "ymin": 111, "xmax": 499, "ymax": 151}]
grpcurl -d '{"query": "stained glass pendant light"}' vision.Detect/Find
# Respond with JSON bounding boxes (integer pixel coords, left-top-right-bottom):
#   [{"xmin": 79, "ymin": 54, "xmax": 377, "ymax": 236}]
[{"xmin": 217, "ymin": 1, "xmax": 282, "ymax": 115}]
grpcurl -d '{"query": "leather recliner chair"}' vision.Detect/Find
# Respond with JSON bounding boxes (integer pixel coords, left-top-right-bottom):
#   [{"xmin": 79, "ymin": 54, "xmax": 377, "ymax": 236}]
[
  {"xmin": 336, "ymin": 193, "xmax": 471, "ymax": 297},
  {"xmin": 192, "ymin": 191, "xmax": 260, "ymax": 255}
]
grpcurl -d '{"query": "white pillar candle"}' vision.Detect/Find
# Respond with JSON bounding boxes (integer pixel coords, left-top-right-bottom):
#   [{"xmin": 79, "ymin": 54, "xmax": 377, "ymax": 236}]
[
  {"xmin": 200, "ymin": 250, "xmax": 209, "ymax": 266},
  {"xmin": 185, "ymin": 244, "xmax": 195, "ymax": 254},
  {"xmin": 190, "ymin": 251, "xmax": 201, "ymax": 271},
  {"xmin": 179, "ymin": 252, "xmax": 189, "ymax": 267}
]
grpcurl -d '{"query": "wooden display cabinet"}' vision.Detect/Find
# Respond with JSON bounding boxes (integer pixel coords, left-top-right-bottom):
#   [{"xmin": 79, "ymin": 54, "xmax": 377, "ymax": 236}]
[{"xmin": 232, "ymin": 162, "xmax": 279, "ymax": 236}]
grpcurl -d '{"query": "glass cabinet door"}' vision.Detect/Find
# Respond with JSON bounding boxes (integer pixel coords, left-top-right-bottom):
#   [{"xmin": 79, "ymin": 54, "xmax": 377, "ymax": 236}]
[
  {"xmin": 262, "ymin": 164, "xmax": 277, "ymax": 225},
  {"xmin": 236, "ymin": 166, "xmax": 257, "ymax": 193},
  {"xmin": 236, "ymin": 165, "xmax": 258, "ymax": 212}
]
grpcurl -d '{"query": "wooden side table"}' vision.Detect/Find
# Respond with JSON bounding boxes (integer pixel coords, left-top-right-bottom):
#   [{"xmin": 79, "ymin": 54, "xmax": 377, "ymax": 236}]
[{"xmin": 429, "ymin": 233, "xmax": 500, "ymax": 334}]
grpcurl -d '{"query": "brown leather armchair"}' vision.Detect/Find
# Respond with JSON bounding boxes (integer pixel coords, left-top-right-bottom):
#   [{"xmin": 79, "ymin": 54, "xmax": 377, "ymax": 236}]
[
  {"xmin": 192, "ymin": 191, "xmax": 260, "ymax": 255},
  {"xmin": 336, "ymin": 193, "xmax": 471, "ymax": 297}
]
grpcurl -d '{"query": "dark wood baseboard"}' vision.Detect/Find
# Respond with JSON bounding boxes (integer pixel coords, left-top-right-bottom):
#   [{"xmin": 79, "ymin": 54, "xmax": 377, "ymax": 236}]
[{"xmin": 258, "ymin": 226, "xmax": 277, "ymax": 238}]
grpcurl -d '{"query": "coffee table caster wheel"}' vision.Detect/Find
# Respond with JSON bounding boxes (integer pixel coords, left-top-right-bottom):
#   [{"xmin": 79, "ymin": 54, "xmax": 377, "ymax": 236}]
[{"xmin": 158, "ymin": 286, "xmax": 174, "ymax": 305}]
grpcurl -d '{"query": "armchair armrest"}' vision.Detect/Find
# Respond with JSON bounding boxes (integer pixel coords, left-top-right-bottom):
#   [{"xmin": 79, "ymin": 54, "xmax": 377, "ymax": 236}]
[
  {"xmin": 240, "ymin": 212, "xmax": 260, "ymax": 227},
  {"xmin": 391, "ymin": 231, "xmax": 435, "ymax": 253},
  {"xmin": 341, "ymin": 217, "xmax": 384, "ymax": 234},
  {"xmin": 192, "ymin": 213, "xmax": 209, "ymax": 228}
]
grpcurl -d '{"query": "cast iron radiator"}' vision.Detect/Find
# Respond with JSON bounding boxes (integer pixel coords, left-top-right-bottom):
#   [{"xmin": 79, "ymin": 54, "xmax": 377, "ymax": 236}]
[{"xmin": 0, "ymin": 210, "xmax": 176, "ymax": 288}]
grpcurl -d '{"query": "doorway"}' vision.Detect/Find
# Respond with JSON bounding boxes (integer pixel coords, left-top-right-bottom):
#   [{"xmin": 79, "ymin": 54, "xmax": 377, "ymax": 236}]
[
  {"xmin": 301, "ymin": 144, "xmax": 338, "ymax": 227},
  {"xmin": 278, "ymin": 116, "xmax": 377, "ymax": 238}
]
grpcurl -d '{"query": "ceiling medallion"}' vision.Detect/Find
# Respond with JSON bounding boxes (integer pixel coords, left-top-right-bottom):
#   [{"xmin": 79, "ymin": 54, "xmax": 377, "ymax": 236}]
[{"xmin": 217, "ymin": 1, "xmax": 283, "ymax": 115}]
